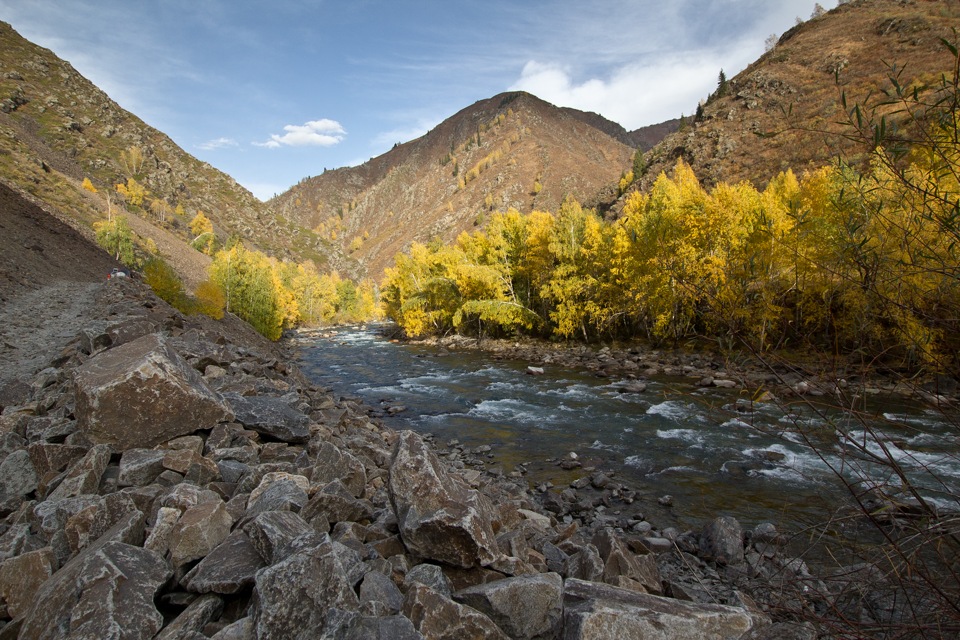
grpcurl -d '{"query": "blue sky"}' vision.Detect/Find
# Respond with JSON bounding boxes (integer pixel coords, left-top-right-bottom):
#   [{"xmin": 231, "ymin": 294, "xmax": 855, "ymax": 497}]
[{"xmin": 1, "ymin": 1, "xmax": 833, "ymax": 201}]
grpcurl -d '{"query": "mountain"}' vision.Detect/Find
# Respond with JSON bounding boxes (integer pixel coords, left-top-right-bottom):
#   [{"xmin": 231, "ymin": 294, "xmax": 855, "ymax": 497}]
[
  {"xmin": 0, "ymin": 21, "xmax": 313, "ymax": 283},
  {"xmin": 270, "ymin": 92, "xmax": 636, "ymax": 279},
  {"xmin": 632, "ymin": 0, "xmax": 960, "ymax": 197}
]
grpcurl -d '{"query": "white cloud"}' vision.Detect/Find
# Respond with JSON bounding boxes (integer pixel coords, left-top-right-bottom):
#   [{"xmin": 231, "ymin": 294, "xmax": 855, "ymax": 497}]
[
  {"xmin": 255, "ymin": 119, "xmax": 346, "ymax": 148},
  {"xmin": 509, "ymin": 51, "xmax": 754, "ymax": 130},
  {"xmin": 198, "ymin": 137, "xmax": 239, "ymax": 150}
]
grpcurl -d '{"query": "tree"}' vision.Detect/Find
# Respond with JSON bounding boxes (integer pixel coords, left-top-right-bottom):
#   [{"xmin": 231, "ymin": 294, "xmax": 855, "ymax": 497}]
[
  {"xmin": 93, "ymin": 215, "xmax": 136, "ymax": 265},
  {"xmin": 716, "ymin": 69, "xmax": 728, "ymax": 99},
  {"xmin": 120, "ymin": 145, "xmax": 145, "ymax": 177},
  {"xmin": 811, "ymin": 3, "xmax": 825, "ymax": 19},
  {"xmin": 81, "ymin": 177, "xmax": 97, "ymax": 194},
  {"xmin": 115, "ymin": 178, "xmax": 146, "ymax": 208}
]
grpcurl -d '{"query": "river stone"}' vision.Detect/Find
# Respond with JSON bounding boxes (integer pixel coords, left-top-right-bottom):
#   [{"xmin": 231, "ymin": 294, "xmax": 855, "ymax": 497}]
[
  {"xmin": 389, "ymin": 430, "xmax": 499, "ymax": 568},
  {"xmin": 168, "ymin": 499, "xmax": 233, "ymax": 566},
  {"xmin": 700, "ymin": 516, "xmax": 744, "ymax": 566},
  {"xmin": 0, "ymin": 546, "xmax": 56, "ymax": 618},
  {"xmin": 19, "ymin": 540, "xmax": 171, "ymax": 640},
  {"xmin": 183, "ymin": 529, "xmax": 266, "ymax": 594},
  {"xmin": 563, "ymin": 578, "xmax": 758, "ymax": 640},
  {"xmin": 454, "ymin": 572, "xmax": 564, "ymax": 640},
  {"xmin": 403, "ymin": 583, "xmax": 509, "ymax": 640},
  {"xmin": 221, "ymin": 392, "xmax": 310, "ymax": 443},
  {"xmin": 73, "ymin": 333, "xmax": 233, "ymax": 449},
  {"xmin": 251, "ymin": 533, "xmax": 360, "ymax": 640},
  {"xmin": 312, "ymin": 441, "xmax": 366, "ymax": 498}
]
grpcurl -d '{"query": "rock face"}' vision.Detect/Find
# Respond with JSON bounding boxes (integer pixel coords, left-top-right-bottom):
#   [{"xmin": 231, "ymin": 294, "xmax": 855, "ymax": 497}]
[
  {"xmin": 73, "ymin": 333, "xmax": 232, "ymax": 449},
  {"xmin": 389, "ymin": 430, "xmax": 500, "ymax": 568},
  {"xmin": 563, "ymin": 578, "xmax": 758, "ymax": 640}
]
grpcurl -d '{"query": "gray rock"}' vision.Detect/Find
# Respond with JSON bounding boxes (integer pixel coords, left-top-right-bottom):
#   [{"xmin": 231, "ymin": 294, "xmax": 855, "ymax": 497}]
[
  {"xmin": 405, "ymin": 563, "xmax": 455, "ymax": 598},
  {"xmin": 389, "ymin": 430, "xmax": 499, "ymax": 568},
  {"xmin": 245, "ymin": 472, "xmax": 309, "ymax": 517},
  {"xmin": 46, "ymin": 443, "xmax": 111, "ymax": 500},
  {"xmin": 243, "ymin": 510, "xmax": 315, "ymax": 564},
  {"xmin": 331, "ymin": 614, "xmax": 425, "ymax": 640},
  {"xmin": 360, "ymin": 569, "xmax": 405, "ymax": 615},
  {"xmin": 700, "ymin": 516, "xmax": 744, "ymax": 566},
  {"xmin": 210, "ymin": 617, "xmax": 254, "ymax": 640},
  {"xmin": 73, "ymin": 333, "xmax": 233, "ymax": 449},
  {"xmin": 312, "ymin": 441, "xmax": 367, "ymax": 498},
  {"xmin": 0, "ymin": 546, "xmax": 56, "ymax": 618},
  {"xmin": 301, "ymin": 479, "xmax": 374, "ymax": 525},
  {"xmin": 168, "ymin": 499, "xmax": 233, "ymax": 566},
  {"xmin": 567, "ymin": 544, "xmax": 604, "ymax": 582},
  {"xmin": 592, "ymin": 528, "xmax": 662, "ymax": 595},
  {"xmin": 251, "ymin": 533, "xmax": 360, "ymax": 640},
  {"xmin": 454, "ymin": 572, "xmax": 564, "ymax": 640},
  {"xmin": 183, "ymin": 529, "xmax": 266, "ymax": 594},
  {"xmin": 222, "ymin": 392, "xmax": 310, "ymax": 443},
  {"xmin": 404, "ymin": 583, "xmax": 508, "ymax": 640},
  {"xmin": 19, "ymin": 541, "xmax": 171, "ymax": 640},
  {"xmin": 156, "ymin": 594, "xmax": 224, "ymax": 640},
  {"xmin": 117, "ymin": 448, "xmax": 166, "ymax": 487},
  {"xmin": 0, "ymin": 449, "xmax": 37, "ymax": 500},
  {"xmin": 563, "ymin": 578, "xmax": 758, "ymax": 639}
]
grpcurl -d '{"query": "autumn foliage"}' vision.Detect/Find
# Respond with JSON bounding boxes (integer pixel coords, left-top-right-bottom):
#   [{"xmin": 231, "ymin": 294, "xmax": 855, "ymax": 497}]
[{"xmin": 383, "ymin": 152, "xmax": 959, "ymax": 371}]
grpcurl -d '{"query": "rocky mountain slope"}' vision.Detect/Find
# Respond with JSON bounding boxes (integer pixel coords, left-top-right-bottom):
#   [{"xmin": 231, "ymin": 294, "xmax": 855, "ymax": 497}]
[
  {"xmin": 0, "ymin": 21, "xmax": 315, "ymax": 271},
  {"xmin": 271, "ymin": 92, "xmax": 637, "ymax": 279},
  {"xmin": 633, "ymin": 0, "xmax": 960, "ymax": 197}
]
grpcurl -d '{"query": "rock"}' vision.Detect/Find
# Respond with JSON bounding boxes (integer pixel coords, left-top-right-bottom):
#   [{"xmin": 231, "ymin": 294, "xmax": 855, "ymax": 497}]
[
  {"xmin": 168, "ymin": 499, "xmax": 234, "ymax": 566},
  {"xmin": 243, "ymin": 510, "xmax": 315, "ymax": 564},
  {"xmin": 389, "ymin": 430, "xmax": 499, "ymax": 568},
  {"xmin": 563, "ymin": 578, "xmax": 758, "ymax": 639},
  {"xmin": 145, "ymin": 506, "xmax": 181, "ymax": 554},
  {"xmin": 312, "ymin": 441, "xmax": 367, "ymax": 498},
  {"xmin": 454, "ymin": 572, "xmax": 564, "ymax": 640},
  {"xmin": 73, "ymin": 333, "xmax": 233, "ymax": 449},
  {"xmin": 156, "ymin": 594, "xmax": 223, "ymax": 640},
  {"xmin": 46, "ymin": 443, "xmax": 112, "ymax": 500},
  {"xmin": 301, "ymin": 479, "xmax": 374, "ymax": 525},
  {"xmin": 592, "ymin": 528, "xmax": 662, "ymax": 595},
  {"xmin": 0, "ymin": 449, "xmax": 37, "ymax": 502},
  {"xmin": 404, "ymin": 563, "xmax": 455, "ymax": 598},
  {"xmin": 713, "ymin": 379, "xmax": 738, "ymax": 388},
  {"xmin": 246, "ymin": 472, "xmax": 309, "ymax": 517},
  {"xmin": 19, "ymin": 541, "xmax": 171, "ymax": 640},
  {"xmin": 182, "ymin": 529, "xmax": 266, "ymax": 594},
  {"xmin": 700, "ymin": 516, "xmax": 744, "ymax": 566},
  {"xmin": 526, "ymin": 366, "xmax": 545, "ymax": 375},
  {"xmin": 209, "ymin": 617, "xmax": 254, "ymax": 640},
  {"xmin": 0, "ymin": 546, "xmax": 55, "ymax": 618},
  {"xmin": 658, "ymin": 494, "xmax": 673, "ymax": 507},
  {"xmin": 359, "ymin": 569, "xmax": 405, "ymax": 615},
  {"xmin": 251, "ymin": 533, "xmax": 360, "ymax": 639},
  {"xmin": 403, "ymin": 583, "xmax": 509, "ymax": 640},
  {"xmin": 222, "ymin": 392, "xmax": 310, "ymax": 443},
  {"xmin": 117, "ymin": 448, "xmax": 166, "ymax": 487}
]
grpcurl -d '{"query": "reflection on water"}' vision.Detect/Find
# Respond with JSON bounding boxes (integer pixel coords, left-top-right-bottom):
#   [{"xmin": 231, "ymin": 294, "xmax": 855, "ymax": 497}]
[{"xmin": 297, "ymin": 326, "xmax": 960, "ymax": 531}]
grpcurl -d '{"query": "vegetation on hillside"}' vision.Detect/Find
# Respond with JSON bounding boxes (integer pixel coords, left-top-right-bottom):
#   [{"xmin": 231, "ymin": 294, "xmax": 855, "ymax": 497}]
[{"xmin": 383, "ymin": 42, "xmax": 960, "ymax": 380}]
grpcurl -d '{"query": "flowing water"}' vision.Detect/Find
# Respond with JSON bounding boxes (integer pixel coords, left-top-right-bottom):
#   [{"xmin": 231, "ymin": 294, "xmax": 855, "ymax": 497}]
[{"xmin": 297, "ymin": 326, "xmax": 960, "ymax": 533}]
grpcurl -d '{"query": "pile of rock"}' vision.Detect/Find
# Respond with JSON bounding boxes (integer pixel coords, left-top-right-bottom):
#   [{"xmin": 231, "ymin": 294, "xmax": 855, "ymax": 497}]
[{"xmin": 0, "ymin": 283, "xmax": 822, "ymax": 638}]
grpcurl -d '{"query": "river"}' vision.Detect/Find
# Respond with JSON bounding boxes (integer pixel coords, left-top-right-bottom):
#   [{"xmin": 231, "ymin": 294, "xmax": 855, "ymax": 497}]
[{"xmin": 296, "ymin": 325, "xmax": 960, "ymax": 534}]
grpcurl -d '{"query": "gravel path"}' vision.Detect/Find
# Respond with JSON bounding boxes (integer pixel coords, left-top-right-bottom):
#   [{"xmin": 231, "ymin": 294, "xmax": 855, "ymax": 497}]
[{"xmin": 0, "ymin": 280, "xmax": 105, "ymax": 387}]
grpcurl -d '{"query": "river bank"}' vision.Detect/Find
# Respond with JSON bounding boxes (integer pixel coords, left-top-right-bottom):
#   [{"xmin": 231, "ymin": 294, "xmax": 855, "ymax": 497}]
[{"xmin": 0, "ymin": 277, "xmax": 951, "ymax": 637}]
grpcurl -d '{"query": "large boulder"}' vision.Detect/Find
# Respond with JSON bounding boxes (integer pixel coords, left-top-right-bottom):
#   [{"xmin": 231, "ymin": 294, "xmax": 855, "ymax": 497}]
[
  {"xmin": 73, "ymin": 333, "xmax": 232, "ymax": 449},
  {"xmin": 700, "ymin": 516, "xmax": 745, "ymax": 566},
  {"xmin": 563, "ymin": 578, "xmax": 758, "ymax": 639},
  {"xmin": 251, "ymin": 533, "xmax": 360, "ymax": 639},
  {"xmin": 19, "ymin": 540, "xmax": 171, "ymax": 639},
  {"xmin": 221, "ymin": 392, "xmax": 310, "ymax": 443},
  {"xmin": 388, "ymin": 430, "xmax": 499, "ymax": 568},
  {"xmin": 403, "ymin": 583, "xmax": 509, "ymax": 640},
  {"xmin": 454, "ymin": 572, "xmax": 564, "ymax": 639}
]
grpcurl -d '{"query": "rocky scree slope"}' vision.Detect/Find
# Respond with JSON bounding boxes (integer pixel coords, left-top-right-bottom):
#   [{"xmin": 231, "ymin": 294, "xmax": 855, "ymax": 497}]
[{"xmin": 0, "ymin": 280, "xmax": 850, "ymax": 638}]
